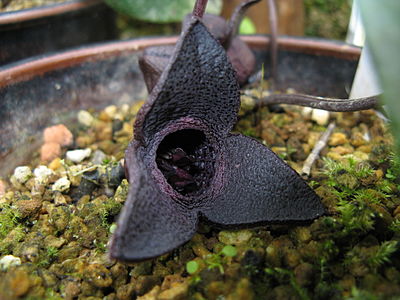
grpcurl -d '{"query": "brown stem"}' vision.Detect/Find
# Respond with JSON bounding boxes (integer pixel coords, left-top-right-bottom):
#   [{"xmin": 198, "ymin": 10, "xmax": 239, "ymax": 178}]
[
  {"xmin": 267, "ymin": 0, "xmax": 278, "ymax": 90},
  {"xmin": 193, "ymin": 0, "xmax": 208, "ymax": 18},
  {"xmin": 259, "ymin": 93, "xmax": 380, "ymax": 112},
  {"xmin": 225, "ymin": 0, "xmax": 261, "ymax": 48}
]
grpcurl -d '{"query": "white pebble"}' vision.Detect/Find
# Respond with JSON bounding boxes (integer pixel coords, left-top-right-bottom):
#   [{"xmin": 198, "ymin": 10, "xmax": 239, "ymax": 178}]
[
  {"xmin": 77, "ymin": 110, "xmax": 94, "ymax": 127},
  {"xmin": 52, "ymin": 177, "xmax": 71, "ymax": 192},
  {"xmin": 120, "ymin": 104, "xmax": 130, "ymax": 117},
  {"xmin": 104, "ymin": 105, "xmax": 118, "ymax": 118},
  {"xmin": 363, "ymin": 131, "xmax": 371, "ymax": 142},
  {"xmin": 13, "ymin": 166, "xmax": 32, "ymax": 184},
  {"xmin": 311, "ymin": 109, "xmax": 330, "ymax": 126},
  {"xmin": 302, "ymin": 107, "xmax": 313, "ymax": 118},
  {"xmin": 0, "ymin": 179, "xmax": 6, "ymax": 197},
  {"xmin": 114, "ymin": 113, "xmax": 124, "ymax": 121},
  {"xmin": 34, "ymin": 165, "xmax": 54, "ymax": 184},
  {"xmin": 261, "ymin": 90, "xmax": 271, "ymax": 98},
  {"xmin": 66, "ymin": 148, "xmax": 92, "ymax": 163},
  {"xmin": 240, "ymin": 95, "xmax": 255, "ymax": 110},
  {"xmin": 0, "ymin": 255, "xmax": 21, "ymax": 270}
]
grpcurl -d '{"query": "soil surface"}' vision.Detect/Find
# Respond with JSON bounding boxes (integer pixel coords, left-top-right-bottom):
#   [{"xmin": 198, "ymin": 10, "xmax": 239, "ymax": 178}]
[{"xmin": 0, "ymin": 85, "xmax": 399, "ymax": 300}]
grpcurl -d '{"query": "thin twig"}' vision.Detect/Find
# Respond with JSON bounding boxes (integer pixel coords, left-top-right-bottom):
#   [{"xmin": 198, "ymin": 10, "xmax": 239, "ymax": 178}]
[
  {"xmin": 267, "ymin": 0, "xmax": 278, "ymax": 90},
  {"xmin": 193, "ymin": 0, "xmax": 208, "ymax": 18},
  {"xmin": 260, "ymin": 93, "xmax": 380, "ymax": 112},
  {"xmin": 301, "ymin": 122, "xmax": 336, "ymax": 177},
  {"xmin": 225, "ymin": 0, "xmax": 261, "ymax": 48}
]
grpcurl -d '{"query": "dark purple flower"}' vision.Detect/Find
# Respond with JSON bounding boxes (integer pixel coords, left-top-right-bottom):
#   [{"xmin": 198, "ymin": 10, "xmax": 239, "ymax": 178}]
[
  {"xmin": 138, "ymin": 0, "xmax": 260, "ymax": 92},
  {"xmin": 109, "ymin": 16, "xmax": 324, "ymax": 262}
]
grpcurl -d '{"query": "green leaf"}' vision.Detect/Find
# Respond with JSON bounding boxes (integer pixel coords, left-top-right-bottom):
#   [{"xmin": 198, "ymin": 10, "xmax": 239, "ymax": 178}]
[
  {"xmin": 103, "ymin": 0, "xmax": 222, "ymax": 23},
  {"xmin": 221, "ymin": 245, "xmax": 237, "ymax": 257},
  {"xmin": 239, "ymin": 17, "xmax": 257, "ymax": 34},
  {"xmin": 358, "ymin": 1, "xmax": 400, "ymax": 153},
  {"xmin": 186, "ymin": 260, "xmax": 199, "ymax": 274}
]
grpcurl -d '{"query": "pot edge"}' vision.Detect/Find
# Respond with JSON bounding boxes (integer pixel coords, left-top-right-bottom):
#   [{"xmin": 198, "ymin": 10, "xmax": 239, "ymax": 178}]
[
  {"xmin": 0, "ymin": 0, "xmax": 102, "ymax": 25},
  {"xmin": 0, "ymin": 35, "xmax": 361, "ymax": 89}
]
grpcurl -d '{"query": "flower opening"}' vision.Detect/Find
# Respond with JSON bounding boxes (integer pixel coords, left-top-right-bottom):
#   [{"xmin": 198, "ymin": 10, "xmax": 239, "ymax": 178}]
[{"xmin": 156, "ymin": 129, "xmax": 216, "ymax": 196}]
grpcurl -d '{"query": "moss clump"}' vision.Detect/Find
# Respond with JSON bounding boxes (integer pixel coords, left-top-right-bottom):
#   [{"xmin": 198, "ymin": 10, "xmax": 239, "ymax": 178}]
[
  {"xmin": 36, "ymin": 246, "xmax": 59, "ymax": 268},
  {"xmin": 322, "ymin": 157, "xmax": 396, "ymax": 235},
  {"xmin": 99, "ymin": 197, "xmax": 123, "ymax": 229},
  {"xmin": 0, "ymin": 204, "xmax": 26, "ymax": 255},
  {"xmin": 304, "ymin": 0, "xmax": 351, "ymax": 40},
  {"xmin": 265, "ymin": 267, "xmax": 311, "ymax": 300},
  {"xmin": 0, "ymin": 204, "xmax": 21, "ymax": 239},
  {"xmin": 0, "ymin": 226, "xmax": 26, "ymax": 255}
]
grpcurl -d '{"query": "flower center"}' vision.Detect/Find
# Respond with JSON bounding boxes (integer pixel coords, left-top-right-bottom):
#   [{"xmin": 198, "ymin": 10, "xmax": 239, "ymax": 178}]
[{"xmin": 156, "ymin": 129, "xmax": 215, "ymax": 196}]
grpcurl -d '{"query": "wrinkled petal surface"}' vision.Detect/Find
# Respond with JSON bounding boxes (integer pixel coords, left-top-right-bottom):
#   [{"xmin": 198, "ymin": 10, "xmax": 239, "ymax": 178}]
[
  {"xmin": 201, "ymin": 134, "xmax": 325, "ymax": 226},
  {"xmin": 109, "ymin": 141, "xmax": 197, "ymax": 261},
  {"xmin": 135, "ymin": 18, "xmax": 240, "ymax": 145}
]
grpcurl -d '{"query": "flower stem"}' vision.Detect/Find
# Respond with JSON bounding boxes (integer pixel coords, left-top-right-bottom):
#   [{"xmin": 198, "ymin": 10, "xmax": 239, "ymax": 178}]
[
  {"xmin": 268, "ymin": 0, "xmax": 278, "ymax": 91},
  {"xmin": 225, "ymin": 0, "xmax": 262, "ymax": 48},
  {"xmin": 260, "ymin": 93, "xmax": 380, "ymax": 112},
  {"xmin": 193, "ymin": 0, "xmax": 208, "ymax": 18}
]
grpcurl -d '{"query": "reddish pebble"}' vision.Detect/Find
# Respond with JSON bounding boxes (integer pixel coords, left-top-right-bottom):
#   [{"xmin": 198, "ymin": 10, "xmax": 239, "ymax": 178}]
[
  {"xmin": 41, "ymin": 142, "xmax": 61, "ymax": 162},
  {"xmin": 43, "ymin": 124, "xmax": 73, "ymax": 146},
  {"xmin": 0, "ymin": 179, "xmax": 6, "ymax": 197}
]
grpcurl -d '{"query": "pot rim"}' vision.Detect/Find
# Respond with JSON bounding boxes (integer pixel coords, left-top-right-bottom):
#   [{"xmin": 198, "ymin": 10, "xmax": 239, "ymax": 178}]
[
  {"xmin": 0, "ymin": 0, "xmax": 101, "ymax": 25},
  {"xmin": 0, "ymin": 35, "xmax": 361, "ymax": 88}
]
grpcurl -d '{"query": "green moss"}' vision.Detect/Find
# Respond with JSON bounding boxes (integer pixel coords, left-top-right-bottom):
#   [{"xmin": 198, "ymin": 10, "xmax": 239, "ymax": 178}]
[
  {"xmin": 304, "ymin": 0, "xmax": 351, "ymax": 39},
  {"xmin": 389, "ymin": 219, "xmax": 400, "ymax": 233},
  {"xmin": 0, "ymin": 225, "xmax": 25, "ymax": 255},
  {"xmin": 36, "ymin": 246, "xmax": 59, "ymax": 268},
  {"xmin": 368, "ymin": 241, "xmax": 398, "ymax": 269},
  {"xmin": 322, "ymin": 157, "xmax": 397, "ymax": 236},
  {"xmin": 0, "ymin": 204, "xmax": 21, "ymax": 239},
  {"xmin": 113, "ymin": 179, "xmax": 129, "ymax": 203},
  {"xmin": 385, "ymin": 153, "xmax": 400, "ymax": 190},
  {"xmin": 323, "ymin": 158, "xmax": 375, "ymax": 187},
  {"xmin": 44, "ymin": 290, "xmax": 63, "ymax": 300},
  {"xmin": 94, "ymin": 239, "xmax": 107, "ymax": 254},
  {"xmin": 265, "ymin": 267, "xmax": 311, "ymax": 300},
  {"xmin": 99, "ymin": 198, "xmax": 123, "ymax": 228},
  {"xmin": 345, "ymin": 287, "xmax": 380, "ymax": 300}
]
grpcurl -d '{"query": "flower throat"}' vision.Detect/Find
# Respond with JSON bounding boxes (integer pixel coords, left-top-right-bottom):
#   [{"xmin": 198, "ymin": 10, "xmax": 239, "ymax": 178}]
[{"xmin": 156, "ymin": 129, "xmax": 216, "ymax": 196}]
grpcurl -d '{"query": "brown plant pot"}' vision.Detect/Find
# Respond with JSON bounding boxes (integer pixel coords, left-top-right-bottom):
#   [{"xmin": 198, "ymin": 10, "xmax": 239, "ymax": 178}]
[
  {"xmin": 0, "ymin": 0, "xmax": 117, "ymax": 65},
  {"xmin": 0, "ymin": 35, "xmax": 360, "ymax": 176}
]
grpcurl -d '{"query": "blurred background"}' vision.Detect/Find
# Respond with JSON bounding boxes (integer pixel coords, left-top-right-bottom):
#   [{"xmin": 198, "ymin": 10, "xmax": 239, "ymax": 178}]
[
  {"xmin": 0, "ymin": 0, "xmax": 356, "ymax": 67},
  {"xmin": 115, "ymin": 0, "xmax": 352, "ymax": 41}
]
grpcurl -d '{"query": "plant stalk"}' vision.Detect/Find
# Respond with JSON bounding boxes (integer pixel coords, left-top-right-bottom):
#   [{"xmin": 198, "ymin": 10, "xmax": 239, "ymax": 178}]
[
  {"xmin": 193, "ymin": 0, "xmax": 208, "ymax": 18},
  {"xmin": 259, "ymin": 93, "xmax": 380, "ymax": 112},
  {"xmin": 268, "ymin": 0, "xmax": 278, "ymax": 90},
  {"xmin": 225, "ymin": 0, "xmax": 262, "ymax": 48}
]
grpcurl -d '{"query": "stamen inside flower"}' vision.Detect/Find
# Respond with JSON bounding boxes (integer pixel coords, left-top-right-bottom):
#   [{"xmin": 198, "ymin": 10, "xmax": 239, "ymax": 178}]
[{"xmin": 156, "ymin": 129, "xmax": 216, "ymax": 196}]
